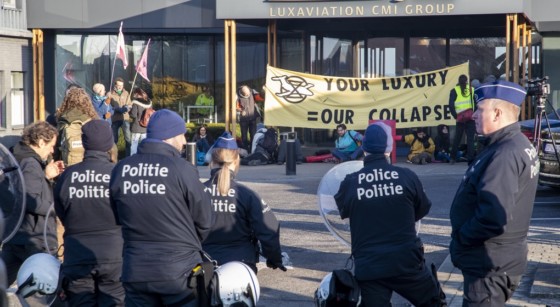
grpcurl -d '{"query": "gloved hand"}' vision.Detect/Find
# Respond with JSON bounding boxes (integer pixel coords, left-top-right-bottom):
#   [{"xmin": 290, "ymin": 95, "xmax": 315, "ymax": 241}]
[
  {"xmin": 423, "ymin": 140, "xmax": 430, "ymax": 149},
  {"xmin": 266, "ymin": 259, "xmax": 287, "ymax": 272}
]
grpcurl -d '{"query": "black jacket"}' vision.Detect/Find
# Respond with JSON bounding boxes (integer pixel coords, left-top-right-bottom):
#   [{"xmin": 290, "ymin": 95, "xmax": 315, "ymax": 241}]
[
  {"xmin": 9, "ymin": 142, "xmax": 58, "ymax": 251},
  {"xmin": 110, "ymin": 139, "xmax": 212, "ymax": 282},
  {"xmin": 54, "ymin": 150, "xmax": 122, "ymax": 266},
  {"xmin": 202, "ymin": 169, "xmax": 282, "ymax": 266},
  {"xmin": 129, "ymin": 98, "xmax": 152, "ymax": 134},
  {"xmin": 334, "ymin": 153, "xmax": 431, "ymax": 280},
  {"xmin": 450, "ymin": 123, "xmax": 539, "ymax": 277}
]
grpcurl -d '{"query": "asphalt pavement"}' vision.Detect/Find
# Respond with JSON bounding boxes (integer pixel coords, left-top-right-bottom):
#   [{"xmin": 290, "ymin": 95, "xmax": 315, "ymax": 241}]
[
  {"xmin": 195, "ymin": 153, "xmax": 560, "ymax": 307},
  {"xmin": 6, "ymin": 151, "xmax": 560, "ymax": 306}
]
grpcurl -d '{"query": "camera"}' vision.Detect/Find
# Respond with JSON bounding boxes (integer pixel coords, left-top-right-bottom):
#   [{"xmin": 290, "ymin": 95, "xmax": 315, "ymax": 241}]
[{"xmin": 526, "ymin": 77, "xmax": 550, "ymax": 98}]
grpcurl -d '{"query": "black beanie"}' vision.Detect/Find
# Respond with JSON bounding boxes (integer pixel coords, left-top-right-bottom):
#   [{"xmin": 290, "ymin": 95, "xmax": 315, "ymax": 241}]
[
  {"xmin": 82, "ymin": 120, "xmax": 114, "ymax": 152},
  {"xmin": 362, "ymin": 124, "xmax": 387, "ymax": 154}
]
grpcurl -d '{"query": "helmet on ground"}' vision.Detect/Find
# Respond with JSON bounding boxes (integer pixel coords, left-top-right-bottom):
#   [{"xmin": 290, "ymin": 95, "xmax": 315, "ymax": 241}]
[
  {"xmin": 16, "ymin": 253, "xmax": 60, "ymax": 298},
  {"xmin": 212, "ymin": 261, "xmax": 259, "ymax": 307},
  {"xmin": 314, "ymin": 270, "xmax": 361, "ymax": 307}
]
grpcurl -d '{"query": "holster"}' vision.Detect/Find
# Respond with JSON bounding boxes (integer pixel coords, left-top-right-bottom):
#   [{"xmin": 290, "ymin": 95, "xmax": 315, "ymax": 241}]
[{"xmin": 188, "ymin": 261, "xmax": 215, "ymax": 307}]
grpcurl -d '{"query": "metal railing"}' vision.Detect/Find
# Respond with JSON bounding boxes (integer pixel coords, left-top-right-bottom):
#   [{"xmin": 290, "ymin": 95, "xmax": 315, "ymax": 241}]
[{"xmin": 0, "ymin": 6, "xmax": 27, "ymax": 31}]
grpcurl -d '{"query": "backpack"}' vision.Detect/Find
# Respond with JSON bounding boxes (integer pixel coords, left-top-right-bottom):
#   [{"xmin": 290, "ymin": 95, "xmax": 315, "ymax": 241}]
[
  {"xmin": 258, "ymin": 128, "xmax": 278, "ymax": 156},
  {"xmin": 139, "ymin": 107, "xmax": 155, "ymax": 128},
  {"xmin": 59, "ymin": 118, "xmax": 91, "ymax": 166},
  {"xmin": 326, "ymin": 269, "xmax": 361, "ymax": 306}
]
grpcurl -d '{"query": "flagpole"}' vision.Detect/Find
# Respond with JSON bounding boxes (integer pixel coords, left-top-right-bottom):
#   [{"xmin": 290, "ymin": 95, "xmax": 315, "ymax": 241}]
[
  {"xmin": 126, "ymin": 38, "xmax": 150, "ymax": 102},
  {"xmin": 110, "ymin": 21, "xmax": 124, "ymax": 92}
]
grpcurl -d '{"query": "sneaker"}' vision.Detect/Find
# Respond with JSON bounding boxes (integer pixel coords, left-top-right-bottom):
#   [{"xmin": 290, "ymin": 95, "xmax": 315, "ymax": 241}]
[{"xmin": 406, "ymin": 160, "xmax": 413, "ymax": 164}]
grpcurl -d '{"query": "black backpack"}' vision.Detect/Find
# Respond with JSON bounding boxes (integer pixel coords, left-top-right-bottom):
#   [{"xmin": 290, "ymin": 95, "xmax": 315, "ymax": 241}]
[{"xmin": 258, "ymin": 128, "xmax": 278, "ymax": 155}]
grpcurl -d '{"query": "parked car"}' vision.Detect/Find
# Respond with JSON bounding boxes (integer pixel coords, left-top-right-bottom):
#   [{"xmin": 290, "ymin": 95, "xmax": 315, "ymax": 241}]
[
  {"xmin": 539, "ymin": 127, "xmax": 560, "ymax": 188},
  {"xmin": 518, "ymin": 111, "xmax": 560, "ymax": 189}
]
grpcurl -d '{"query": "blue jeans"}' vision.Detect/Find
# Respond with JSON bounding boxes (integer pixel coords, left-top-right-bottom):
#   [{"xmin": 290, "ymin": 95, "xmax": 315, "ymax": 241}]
[
  {"xmin": 112, "ymin": 120, "xmax": 131, "ymax": 157},
  {"xmin": 332, "ymin": 148, "xmax": 364, "ymax": 162}
]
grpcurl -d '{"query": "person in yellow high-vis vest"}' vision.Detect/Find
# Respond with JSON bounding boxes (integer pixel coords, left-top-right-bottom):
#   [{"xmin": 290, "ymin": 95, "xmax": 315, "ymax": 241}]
[{"xmin": 448, "ymin": 74, "xmax": 476, "ymax": 164}]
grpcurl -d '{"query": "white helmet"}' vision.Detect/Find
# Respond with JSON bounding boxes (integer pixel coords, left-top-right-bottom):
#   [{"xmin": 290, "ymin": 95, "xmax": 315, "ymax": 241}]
[
  {"xmin": 16, "ymin": 253, "xmax": 60, "ymax": 298},
  {"xmin": 315, "ymin": 272, "xmax": 332, "ymax": 307},
  {"xmin": 212, "ymin": 261, "xmax": 260, "ymax": 307}
]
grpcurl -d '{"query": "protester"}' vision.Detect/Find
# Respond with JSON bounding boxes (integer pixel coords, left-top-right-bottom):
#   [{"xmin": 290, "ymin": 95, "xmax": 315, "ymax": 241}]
[
  {"xmin": 449, "ymin": 80, "xmax": 539, "ymax": 305},
  {"xmin": 92, "ymin": 83, "xmax": 114, "ymax": 123},
  {"xmin": 236, "ymin": 85, "xmax": 264, "ymax": 152},
  {"xmin": 110, "ymin": 109, "xmax": 212, "ymax": 306},
  {"xmin": 202, "ymin": 132, "xmax": 286, "ymax": 274},
  {"xmin": 331, "ymin": 123, "xmax": 363, "ymax": 162},
  {"xmin": 55, "ymin": 87, "xmax": 100, "ymax": 166},
  {"xmin": 434, "ymin": 124, "xmax": 451, "ymax": 163},
  {"xmin": 449, "ymin": 74, "xmax": 476, "ymax": 164},
  {"xmin": 192, "ymin": 125, "xmax": 214, "ymax": 154},
  {"xmin": 108, "ymin": 77, "xmax": 132, "ymax": 156},
  {"xmin": 54, "ymin": 120, "xmax": 124, "ymax": 306},
  {"xmin": 1, "ymin": 121, "xmax": 63, "ymax": 285},
  {"xmin": 404, "ymin": 128, "xmax": 435, "ymax": 164},
  {"xmin": 334, "ymin": 124, "xmax": 444, "ymax": 306},
  {"xmin": 129, "ymin": 88, "xmax": 152, "ymax": 155}
]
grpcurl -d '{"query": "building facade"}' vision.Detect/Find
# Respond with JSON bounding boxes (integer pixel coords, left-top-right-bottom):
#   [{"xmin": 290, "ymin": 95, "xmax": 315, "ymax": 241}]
[{"xmin": 1, "ymin": 0, "xmax": 560, "ymax": 146}]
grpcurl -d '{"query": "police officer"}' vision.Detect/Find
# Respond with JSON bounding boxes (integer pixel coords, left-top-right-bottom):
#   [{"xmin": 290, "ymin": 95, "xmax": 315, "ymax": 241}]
[
  {"xmin": 334, "ymin": 124, "xmax": 443, "ymax": 306},
  {"xmin": 54, "ymin": 120, "xmax": 124, "ymax": 306},
  {"xmin": 202, "ymin": 132, "xmax": 286, "ymax": 274},
  {"xmin": 450, "ymin": 80, "xmax": 539, "ymax": 306},
  {"xmin": 110, "ymin": 109, "xmax": 212, "ymax": 307}
]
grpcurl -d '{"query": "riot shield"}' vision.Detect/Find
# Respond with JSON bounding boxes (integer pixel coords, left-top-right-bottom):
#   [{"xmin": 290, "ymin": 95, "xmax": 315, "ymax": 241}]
[{"xmin": 0, "ymin": 143, "xmax": 25, "ymax": 244}]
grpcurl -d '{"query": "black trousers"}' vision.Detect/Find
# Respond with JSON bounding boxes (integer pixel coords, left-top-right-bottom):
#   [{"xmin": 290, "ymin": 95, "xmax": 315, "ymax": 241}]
[
  {"xmin": 462, "ymin": 273, "xmax": 521, "ymax": 307},
  {"xmin": 62, "ymin": 263, "xmax": 124, "ymax": 307},
  {"xmin": 123, "ymin": 275, "xmax": 198, "ymax": 307},
  {"xmin": 1, "ymin": 243, "xmax": 44, "ymax": 286},
  {"xmin": 239, "ymin": 120, "xmax": 257, "ymax": 152},
  {"xmin": 358, "ymin": 263, "xmax": 441, "ymax": 307},
  {"xmin": 451, "ymin": 120, "xmax": 476, "ymax": 161}
]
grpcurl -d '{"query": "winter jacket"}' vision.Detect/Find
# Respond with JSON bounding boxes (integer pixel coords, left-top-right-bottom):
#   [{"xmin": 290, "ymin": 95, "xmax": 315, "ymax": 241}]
[
  {"xmin": 129, "ymin": 98, "xmax": 152, "ymax": 134},
  {"xmin": 404, "ymin": 133, "xmax": 435, "ymax": 161},
  {"xmin": 91, "ymin": 95, "xmax": 114, "ymax": 122}
]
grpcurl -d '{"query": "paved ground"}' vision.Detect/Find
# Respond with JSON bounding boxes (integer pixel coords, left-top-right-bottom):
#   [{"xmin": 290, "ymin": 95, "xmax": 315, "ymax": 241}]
[{"xmin": 7, "ymin": 151, "xmax": 560, "ymax": 306}]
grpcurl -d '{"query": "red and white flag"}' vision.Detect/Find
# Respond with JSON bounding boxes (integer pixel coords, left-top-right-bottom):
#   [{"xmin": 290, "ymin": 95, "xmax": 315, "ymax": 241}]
[
  {"xmin": 116, "ymin": 21, "xmax": 128, "ymax": 69},
  {"xmin": 136, "ymin": 38, "xmax": 151, "ymax": 82}
]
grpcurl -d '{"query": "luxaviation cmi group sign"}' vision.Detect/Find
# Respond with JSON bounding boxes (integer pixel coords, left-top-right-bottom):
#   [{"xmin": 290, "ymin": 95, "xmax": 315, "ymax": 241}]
[{"xmin": 263, "ymin": 62, "xmax": 468, "ymax": 129}]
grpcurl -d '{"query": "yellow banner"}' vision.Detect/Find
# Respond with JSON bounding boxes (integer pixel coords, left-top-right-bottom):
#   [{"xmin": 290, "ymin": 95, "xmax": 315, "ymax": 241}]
[{"xmin": 264, "ymin": 63, "xmax": 468, "ymax": 129}]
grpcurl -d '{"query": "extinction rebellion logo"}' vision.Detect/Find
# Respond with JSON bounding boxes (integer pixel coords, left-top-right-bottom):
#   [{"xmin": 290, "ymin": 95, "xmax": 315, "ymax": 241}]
[{"xmin": 271, "ymin": 75, "xmax": 315, "ymax": 103}]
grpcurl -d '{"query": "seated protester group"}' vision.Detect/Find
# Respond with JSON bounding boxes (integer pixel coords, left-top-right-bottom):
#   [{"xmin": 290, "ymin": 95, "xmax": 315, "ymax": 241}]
[
  {"xmin": 241, "ymin": 126, "xmax": 279, "ymax": 166},
  {"xmin": 331, "ymin": 124, "xmax": 364, "ymax": 162},
  {"xmin": 404, "ymin": 128, "xmax": 435, "ymax": 164}
]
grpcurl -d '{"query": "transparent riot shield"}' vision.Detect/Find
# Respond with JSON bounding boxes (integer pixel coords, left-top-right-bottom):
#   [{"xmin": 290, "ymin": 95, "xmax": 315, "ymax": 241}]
[
  {"xmin": 317, "ymin": 161, "xmax": 421, "ymax": 248},
  {"xmin": 0, "ymin": 143, "xmax": 25, "ymax": 244}
]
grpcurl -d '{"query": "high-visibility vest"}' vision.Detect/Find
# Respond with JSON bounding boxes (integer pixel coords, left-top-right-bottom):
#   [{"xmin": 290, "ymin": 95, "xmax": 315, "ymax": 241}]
[{"xmin": 453, "ymin": 86, "xmax": 474, "ymax": 113}]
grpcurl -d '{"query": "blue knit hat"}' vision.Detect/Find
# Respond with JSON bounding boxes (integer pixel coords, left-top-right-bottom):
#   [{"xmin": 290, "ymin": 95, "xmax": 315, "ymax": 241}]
[
  {"xmin": 474, "ymin": 80, "xmax": 527, "ymax": 106},
  {"xmin": 214, "ymin": 132, "xmax": 238, "ymax": 150},
  {"xmin": 362, "ymin": 124, "xmax": 387, "ymax": 154},
  {"xmin": 147, "ymin": 109, "xmax": 186, "ymax": 140},
  {"xmin": 82, "ymin": 120, "xmax": 114, "ymax": 152}
]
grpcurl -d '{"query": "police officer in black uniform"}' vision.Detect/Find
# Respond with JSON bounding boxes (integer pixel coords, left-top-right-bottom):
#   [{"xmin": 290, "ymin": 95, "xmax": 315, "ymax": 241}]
[
  {"xmin": 54, "ymin": 119, "xmax": 124, "ymax": 306},
  {"xmin": 202, "ymin": 132, "xmax": 285, "ymax": 273},
  {"xmin": 334, "ymin": 124, "xmax": 443, "ymax": 307},
  {"xmin": 110, "ymin": 109, "xmax": 212, "ymax": 307},
  {"xmin": 450, "ymin": 80, "xmax": 539, "ymax": 306}
]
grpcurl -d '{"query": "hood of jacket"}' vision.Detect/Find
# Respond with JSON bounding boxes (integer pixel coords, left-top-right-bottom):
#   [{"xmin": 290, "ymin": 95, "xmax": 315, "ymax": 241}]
[{"xmin": 132, "ymin": 98, "xmax": 152, "ymax": 108}]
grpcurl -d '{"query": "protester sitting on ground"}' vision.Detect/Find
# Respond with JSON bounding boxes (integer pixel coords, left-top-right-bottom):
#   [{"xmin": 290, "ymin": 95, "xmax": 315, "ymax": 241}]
[
  {"xmin": 251, "ymin": 123, "xmax": 267, "ymax": 154},
  {"xmin": 331, "ymin": 123, "xmax": 363, "ymax": 162},
  {"xmin": 404, "ymin": 128, "xmax": 435, "ymax": 164},
  {"xmin": 192, "ymin": 125, "xmax": 214, "ymax": 154},
  {"xmin": 276, "ymin": 134, "xmax": 304, "ymax": 165},
  {"xmin": 434, "ymin": 124, "xmax": 451, "ymax": 163},
  {"xmin": 241, "ymin": 126, "xmax": 278, "ymax": 166}
]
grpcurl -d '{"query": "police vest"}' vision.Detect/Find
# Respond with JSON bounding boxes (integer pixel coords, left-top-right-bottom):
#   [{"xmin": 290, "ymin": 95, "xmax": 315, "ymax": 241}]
[{"xmin": 453, "ymin": 86, "xmax": 474, "ymax": 113}]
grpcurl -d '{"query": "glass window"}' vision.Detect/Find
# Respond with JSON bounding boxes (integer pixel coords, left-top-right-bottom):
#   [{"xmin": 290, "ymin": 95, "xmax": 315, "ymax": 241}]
[
  {"xmin": 361, "ymin": 38, "xmax": 405, "ymax": 77},
  {"xmin": 409, "ymin": 37, "xmax": 446, "ymax": 74},
  {"xmin": 10, "ymin": 72, "xmax": 24, "ymax": 126},
  {"xmin": 450, "ymin": 37, "xmax": 507, "ymax": 83}
]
